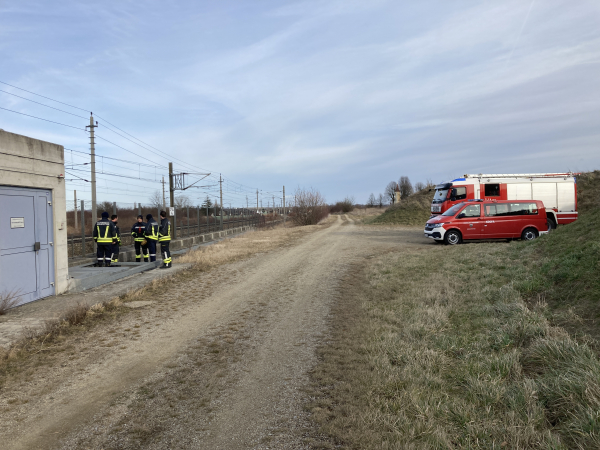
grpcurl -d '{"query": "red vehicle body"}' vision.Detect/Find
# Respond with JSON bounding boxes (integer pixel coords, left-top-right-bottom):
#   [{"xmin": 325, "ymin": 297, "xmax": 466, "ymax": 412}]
[
  {"xmin": 430, "ymin": 173, "xmax": 578, "ymax": 229},
  {"xmin": 424, "ymin": 199, "xmax": 548, "ymax": 245}
]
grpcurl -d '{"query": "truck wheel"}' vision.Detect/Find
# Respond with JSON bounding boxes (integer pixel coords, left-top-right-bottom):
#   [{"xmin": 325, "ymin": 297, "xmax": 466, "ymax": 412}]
[
  {"xmin": 521, "ymin": 228, "xmax": 538, "ymax": 241},
  {"xmin": 444, "ymin": 230, "xmax": 462, "ymax": 245},
  {"xmin": 546, "ymin": 218, "xmax": 556, "ymax": 231}
]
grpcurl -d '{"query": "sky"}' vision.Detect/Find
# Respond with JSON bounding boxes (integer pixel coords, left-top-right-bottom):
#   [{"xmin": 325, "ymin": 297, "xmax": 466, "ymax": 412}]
[{"xmin": 1, "ymin": 0, "xmax": 599, "ymax": 207}]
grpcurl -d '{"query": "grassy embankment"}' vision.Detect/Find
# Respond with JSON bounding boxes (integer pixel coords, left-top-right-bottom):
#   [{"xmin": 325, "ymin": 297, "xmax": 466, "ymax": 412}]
[
  {"xmin": 309, "ymin": 171, "xmax": 600, "ymax": 449},
  {"xmin": 366, "ymin": 187, "xmax": 434, "ymax": 225}
]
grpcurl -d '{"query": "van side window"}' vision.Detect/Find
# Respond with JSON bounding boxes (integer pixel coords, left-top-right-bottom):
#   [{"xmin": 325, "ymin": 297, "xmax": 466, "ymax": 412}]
[
  {"xmin": 509, "ymin": 203, "xmax": 538, "ymax": 215},
  {"xmin": 484, "ymin": 184, "xmax": 500, "ymax": 197},
  {"xmin": 452, "ymin": 187, "xmax": 467, "ymax": 200},
  {"xmin": 485, "ymin": 203, "xmax": 510, "ymax": 216},
  {"xmin": 462, "ymin": 204, "xmax": 481, "ymax": 218}
]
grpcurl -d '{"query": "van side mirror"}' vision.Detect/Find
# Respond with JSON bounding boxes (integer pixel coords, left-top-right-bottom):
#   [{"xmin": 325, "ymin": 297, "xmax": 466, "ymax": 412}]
[{"xmin": 457, "ymin": 213, "xmax": 466, "ymax": 219}]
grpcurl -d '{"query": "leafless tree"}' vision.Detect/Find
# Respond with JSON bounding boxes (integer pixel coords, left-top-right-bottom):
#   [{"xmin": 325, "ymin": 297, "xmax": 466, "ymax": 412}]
[
  {"xmin": 377, "ymin": 193, "xmax": 384, "ymax": 208},
  {"xmin": 367, "ymin": 193, "xmax": 376, "ymax": 207},
  {"xmin": 175, "ymin": 195, "xmax": 192, "ymax": 209},
  {"xmin": 399, "ymin": 176, "xmax": 414, "ymax": 198},
  {"xmin": 148, "ymin": 190, "xmax": 163, "ymax": 208},
  {"xmin": 291, "ymin": 187, "xmax": 328, "ymax": 226},
  {"xmin": 414, "ymin": 181, "xmax": 426, "ymax": 192},
  {"xmin": 385, "ymin": 181, "xmax": 399, "ymax": 204}
]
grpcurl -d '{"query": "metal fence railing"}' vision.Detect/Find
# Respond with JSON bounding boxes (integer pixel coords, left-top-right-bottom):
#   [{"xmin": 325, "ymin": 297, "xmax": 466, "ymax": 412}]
[{"xmin": 66, "ymin": 202, "xmax": 275, "ymax": 258}]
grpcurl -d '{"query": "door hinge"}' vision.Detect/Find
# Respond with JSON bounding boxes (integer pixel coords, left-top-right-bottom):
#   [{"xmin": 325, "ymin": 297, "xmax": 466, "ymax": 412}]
[
  {"xmin": 48, "ymin": 201, "xmax": 52, "ymax": 206},
  {"xmin": 50, "ymin": 282, "xmax": 55, "ymax": 286},
  {"xmin": 49, "ymin": 242, "xmax": 54, "ymax": 246}
]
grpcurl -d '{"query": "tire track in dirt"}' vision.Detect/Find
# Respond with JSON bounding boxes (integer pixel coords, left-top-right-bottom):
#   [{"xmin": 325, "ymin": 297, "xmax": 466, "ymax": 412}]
[{"xmin": 3, "ymin": 217, "xmax": 426, "ymax": 449}]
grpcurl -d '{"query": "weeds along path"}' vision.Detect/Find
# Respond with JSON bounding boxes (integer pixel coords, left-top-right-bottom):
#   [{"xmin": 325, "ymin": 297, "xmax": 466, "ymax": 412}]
[{"xmin": 2, "ymin": 217, "xmax": 424, "ymax": 449}]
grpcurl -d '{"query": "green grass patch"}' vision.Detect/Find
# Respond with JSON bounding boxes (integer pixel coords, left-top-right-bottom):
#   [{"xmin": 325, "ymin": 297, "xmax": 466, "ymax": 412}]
[{"xmin": 310, "ymin": 177, "xmax": 600, "ymax": 448}]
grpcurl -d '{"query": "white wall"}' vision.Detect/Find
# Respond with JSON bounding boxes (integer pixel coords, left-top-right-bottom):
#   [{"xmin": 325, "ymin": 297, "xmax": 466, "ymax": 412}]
[{"xmin": 0, "ymin": 129, "xmax": 68, "ymax": 295}]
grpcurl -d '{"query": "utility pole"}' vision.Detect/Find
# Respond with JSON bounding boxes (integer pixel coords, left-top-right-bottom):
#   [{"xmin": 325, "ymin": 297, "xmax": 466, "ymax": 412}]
[
  {"xmin": 168, "ymin": 162, "xmax": 174, "ymax": 208},
  {"xmin": 272, "ymin": 195, "xmax": 275, "ymax": 215},
  {"xmin": 283, "ymin": 185, "xmax": 286, "ymax": 223},
  {"xmin": 246, "ymin": 195, "xmax": 248, "ymax": 209},
  {"xmin": 219, "ymin": 174, "xmax": 223, "ymax": 231},
  {"xmin": 74, "ymin": 190, "xmax": 78, "ymax": 229},
  {"xmin": 161, "ymin": 176, "xmax": 166, "ymax": 209},
  {"xmin": 256, "ymin": 189, "xmax": 259, "ymax": 213},
  {"xmin": 87, "ymin": 114, "xmax": 98, "ymax": 246}
]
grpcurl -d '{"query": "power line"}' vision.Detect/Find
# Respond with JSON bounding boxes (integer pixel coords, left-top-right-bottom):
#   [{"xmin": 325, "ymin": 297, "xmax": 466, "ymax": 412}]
[
  {"xmin": 0, "ymin": 80, "xmax": 89, "ymax": 113},
  {"xmin": 65, "ymin": 148, "xmax": 165, "ymax": 170},
  {"xmin": 0, "ymin": 89, "xmax": 88, "ymax": 119},
  {"xmin": 0, "ymin": 106, "xmax": 85, "ymax": 130},
  {"xmin": 0, "ymin": 80, "xmax": 269, "ymax": 195}
]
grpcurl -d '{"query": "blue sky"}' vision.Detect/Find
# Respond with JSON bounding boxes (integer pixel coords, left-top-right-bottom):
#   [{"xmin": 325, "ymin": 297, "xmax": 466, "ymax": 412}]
[{"xmin": 1, "ymin": 0, "xmax": 599, "ymax": 207}]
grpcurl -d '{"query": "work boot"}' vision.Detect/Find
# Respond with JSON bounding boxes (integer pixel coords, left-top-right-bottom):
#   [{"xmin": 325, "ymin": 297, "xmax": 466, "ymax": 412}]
[
  {"xmin": 95, "ymin": 261, "xmax": 104, "ymax": 267},
  {"xmin": 105, "ymin": 261, "xmax": 111, "ymax": 267},
  {"xmin": 159, "ymin": 263, "xmax": 168, "ymax": 269},
  {"xmin": 144, "ymin": 258, "xmax": 149, "ymax": 262}
]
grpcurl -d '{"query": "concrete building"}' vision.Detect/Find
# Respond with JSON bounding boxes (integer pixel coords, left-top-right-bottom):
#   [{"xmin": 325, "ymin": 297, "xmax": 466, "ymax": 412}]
[{"xmin": 0, "ymin": 129, "xmax": 68, "ymax": 306}]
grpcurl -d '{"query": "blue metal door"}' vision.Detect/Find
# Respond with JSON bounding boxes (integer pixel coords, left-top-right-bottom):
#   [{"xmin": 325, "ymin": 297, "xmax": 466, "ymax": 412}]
[{"xmin": 0, "ymin": 186, "xmax": 55, "ymax": 306}]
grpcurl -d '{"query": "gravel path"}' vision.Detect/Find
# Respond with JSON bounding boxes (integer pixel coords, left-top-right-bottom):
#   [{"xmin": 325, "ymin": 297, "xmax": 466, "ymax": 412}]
[{"xmin": 1, "ymin": 216, "xmax": 427, "ymax": 449}]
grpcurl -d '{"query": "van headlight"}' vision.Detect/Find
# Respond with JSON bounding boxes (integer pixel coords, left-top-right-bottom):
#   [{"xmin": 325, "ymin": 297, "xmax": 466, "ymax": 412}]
[{"xmin": 431, "ymin": 223, "xmax": 446, "ymax": 228}]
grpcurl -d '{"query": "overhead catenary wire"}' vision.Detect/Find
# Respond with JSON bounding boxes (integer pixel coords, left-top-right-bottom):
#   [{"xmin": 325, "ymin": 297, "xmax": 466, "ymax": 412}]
[
  {"xmin": 0, "ymin": 80, "xmax": 280, "ymax": 206},
  {"xmin": 0, "ymin": 89, "xmax": 88, "ymax": 119},
  {"xmin": 0, "ymin": 106, "xmax": 85, "ymax": 130}
]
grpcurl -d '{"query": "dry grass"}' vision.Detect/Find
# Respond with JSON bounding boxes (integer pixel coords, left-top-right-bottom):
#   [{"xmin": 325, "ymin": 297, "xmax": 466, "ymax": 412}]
[
  {"xmin": 0, "ymin": 220, "xmax": 331, "ymax": 388},
  {"xmin": 309, "ymin": 242, "xmax": 600, "ymax": 449},
  {"xmin": 177, "ymin": 220, "xmax": 331, "ymax": 268},
  {"xmin": 0, "ymin": 297, "xmax": 123, "ymax": 387},
  {"xmin": 0, "ymin": 290, "xmax": 21, "ymax": 315}
]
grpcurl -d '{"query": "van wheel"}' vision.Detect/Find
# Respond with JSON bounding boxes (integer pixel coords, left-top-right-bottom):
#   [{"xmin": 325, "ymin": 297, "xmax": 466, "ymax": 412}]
[
  {"xmin": 546, "ymin": 218, "xmax": 556, "ymax": 231},
  {"xmin": 521, "ymin": 228, "xmax": 538, "ymax": 241},
  {"xmin": 444, "ymin": 230, "xmax": 462, "ymax": 245}
]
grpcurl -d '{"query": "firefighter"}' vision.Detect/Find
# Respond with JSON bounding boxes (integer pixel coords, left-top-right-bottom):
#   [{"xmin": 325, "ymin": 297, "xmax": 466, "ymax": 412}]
[
  {"xmin": 144, "ymin": 214, "xmax": 159, "ymax": 262},
  {"xmin": 158, "ymin": 210, "xmax": 172, "ymax": 269},
  {"xmin": 110, "ymin": 214, "xmax": 121, "ymax": 264},
  {"xmin": 92, "ymin": 211, "xmax": 116, "ymax": 267},
  {"xmin": 131, "ymin": 215, "xmax": 149, "ymax": 262}
]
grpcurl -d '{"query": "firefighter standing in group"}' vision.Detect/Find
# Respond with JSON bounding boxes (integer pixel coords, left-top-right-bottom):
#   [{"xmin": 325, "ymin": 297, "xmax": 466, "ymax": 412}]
[
  {"xmin": 92, "ymin": 211, "xmax": 117, "ymax": 267},
  {"xmin": 110, "ymin": 214, "xmax": 121, "ymax": 264},
  {"xmin": 159, "ymin": 210, "xmax": 172, "ymax": 269},
  {"xmin": 131, "ymin": 215, "xmax": 149, "ymax": 262},
  {"xmin": 144, "ymin": 214, "xmax": 159, "ymax": 262}
]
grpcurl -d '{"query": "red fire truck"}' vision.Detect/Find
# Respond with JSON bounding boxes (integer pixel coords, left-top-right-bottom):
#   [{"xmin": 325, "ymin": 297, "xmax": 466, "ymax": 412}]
[{"xmin": 430, "ymin": 173, "xmax": 578, "ymax": 229}]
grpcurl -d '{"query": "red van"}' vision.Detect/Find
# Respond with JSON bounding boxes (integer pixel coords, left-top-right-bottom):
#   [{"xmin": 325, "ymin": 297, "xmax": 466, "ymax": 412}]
[{"xmin": 424, "ymin": 199, "xmax": 548, "ymax": 245}]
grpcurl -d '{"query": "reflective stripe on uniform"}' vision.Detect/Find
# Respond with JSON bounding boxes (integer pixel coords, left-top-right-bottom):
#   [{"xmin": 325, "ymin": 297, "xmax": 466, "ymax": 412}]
[{"xmin": 96, "ymin": 225, "xmax": 112, "ymax": 243}]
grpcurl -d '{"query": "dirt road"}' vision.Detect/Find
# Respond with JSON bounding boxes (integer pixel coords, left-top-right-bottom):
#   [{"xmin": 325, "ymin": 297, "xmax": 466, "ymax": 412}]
[{"xmin": 1, "ymin": 216, "xmax": 428, "ymax": 449}]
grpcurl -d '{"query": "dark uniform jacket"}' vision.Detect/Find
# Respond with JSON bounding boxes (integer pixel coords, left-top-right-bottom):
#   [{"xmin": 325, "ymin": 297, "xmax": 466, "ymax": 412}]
[
  {"xmin": 159, "ymin": 217, "xmax": 171, "ymax": 242},
  {"xmin": 145, "ymin": 218, "xmax": 159, "ymax": 241},
  {"xmin": 131, "ymin": 222, "xmax": 147, "ymax": 242},
  {"xmin": 113, "ymin": 223, "xmax": 121, "ymax": 245},
  {"xmin": 93, "ymin": 219, "xmax": 117, "ymax": 244}
]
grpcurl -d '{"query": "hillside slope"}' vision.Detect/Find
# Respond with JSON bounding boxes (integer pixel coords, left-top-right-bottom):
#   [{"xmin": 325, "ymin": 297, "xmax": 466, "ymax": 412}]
[
  {"xmin": 367, "ymin": 188, "xmax": 432, "ymax": 225},
  {"xmin": 511, "ymin": 170, "xmax": 600, "ymax": 338}
]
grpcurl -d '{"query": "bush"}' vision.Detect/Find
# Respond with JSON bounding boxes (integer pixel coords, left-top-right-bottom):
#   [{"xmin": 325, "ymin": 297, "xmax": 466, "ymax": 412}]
[
  {"xmin": 291, "ymin": 188, "xmax": 329, "ymax": 226},
  {"xmin": 330, "ymin": 197, "xmax": 355, "ymax": 214}
]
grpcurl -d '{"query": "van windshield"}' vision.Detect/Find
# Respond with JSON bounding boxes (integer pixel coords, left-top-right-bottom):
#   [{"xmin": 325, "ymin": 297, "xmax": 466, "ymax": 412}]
[
  {"xmin": 441, "ymin": 203, "xmax": 465, "ymax": 216},
  {"xmin": 432, "ymin": 189, "xmax": 449, "ymax": 204}
]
